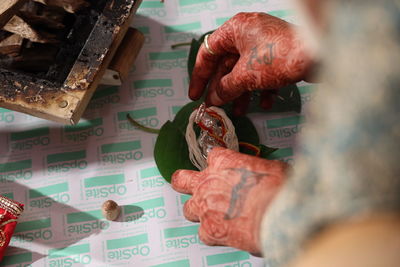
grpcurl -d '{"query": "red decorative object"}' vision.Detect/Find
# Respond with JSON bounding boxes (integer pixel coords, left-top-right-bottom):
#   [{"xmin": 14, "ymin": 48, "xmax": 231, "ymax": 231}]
[{"xmin": 0, "ymin": 196, "xmax": 24, "ymax": 261}]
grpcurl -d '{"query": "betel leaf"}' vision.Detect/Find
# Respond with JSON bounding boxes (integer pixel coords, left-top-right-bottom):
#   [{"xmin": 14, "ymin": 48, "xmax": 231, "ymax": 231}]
[
  {"xmin": 232, "ymin": 116, "xmax": 259, "ymax": 145},
  {"xmin": 154, "ymin": 121, "xmax": 197, "ymax": 183},
  {"xmin": 154, "ymin": 100, "xmax": 278, "ymax": 182},
  {"xmin": 154, "ymin": 100, "xmax": 202, "ymax": 183},
  {"xmin": 173, "ymin": 99, "xmax": 203, "ymax": 133},
  {"xmin": 247, "ymin": 84, "xmax": 302, "ymax": 114}
]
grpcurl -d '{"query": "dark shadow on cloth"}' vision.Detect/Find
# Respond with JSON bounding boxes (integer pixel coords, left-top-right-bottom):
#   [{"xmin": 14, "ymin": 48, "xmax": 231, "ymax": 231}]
[
  {"xmin": 1, "ymin": 182, "xmax": 104, "ymax": 264},
  {"xmin": 117, "ymin": 205, "xmax": 144, "ymax": 223},
  {"xmin": 0, "ymin": 246, "xmax": 45, "ymax": 266}
]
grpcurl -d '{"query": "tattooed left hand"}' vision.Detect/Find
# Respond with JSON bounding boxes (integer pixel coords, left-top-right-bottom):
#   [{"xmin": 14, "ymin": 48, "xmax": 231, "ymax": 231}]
[
  {"xmin": 189, "ymin": 12, "xmax": 313, "ymax": 115},
  {"xmin": 171, "ymin": 147, "xmax": 289, "ymax": 254}
]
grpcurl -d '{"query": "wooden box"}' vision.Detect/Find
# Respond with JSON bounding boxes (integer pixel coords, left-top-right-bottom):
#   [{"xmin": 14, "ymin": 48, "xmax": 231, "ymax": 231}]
[{"xmin": 0, "ymin": 0, "xmax": 143, "ymax": 124}]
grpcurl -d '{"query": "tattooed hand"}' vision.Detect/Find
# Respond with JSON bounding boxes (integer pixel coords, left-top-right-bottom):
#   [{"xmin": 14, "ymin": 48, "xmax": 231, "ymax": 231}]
[
  {"xmin": 171, "ymin": 147, "xmax": 289, "ymax": 254},
  {"xmin": 189, "ymin": 12, "xmax": 313, "ymax": 115}
]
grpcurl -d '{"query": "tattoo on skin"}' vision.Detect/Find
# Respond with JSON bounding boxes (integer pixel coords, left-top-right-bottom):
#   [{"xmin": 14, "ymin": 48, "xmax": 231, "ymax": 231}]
[
  {"xmin": 224, "ymin": 168, "xmax": 268, "ymax": 220},
  {"xmin": 247, "ymin": 43, "xmax": 275, "ymax": 70}
]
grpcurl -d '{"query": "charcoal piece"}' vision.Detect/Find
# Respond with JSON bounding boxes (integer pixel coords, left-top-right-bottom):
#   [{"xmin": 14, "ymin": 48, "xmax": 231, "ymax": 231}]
[
  {"xmin": 18, "ymin": 10, "xmax": 65, "ymax": 29},
  {"xmin": 33, "ymin": 0, "xmax": 89, "ymax": 13},
  {"xmin": 3, "ymin": 15, "xmax": 59, "ymax": 43},
  {"xmin": 5, "ymin": 42, "xmax": 58, "ymax": 72},
  {"xmin": 0, "ymin": 30, "xmax": 13, "ymax": 42},
  {"xmin": 18, "ymin": 1, "xmax": 66, "ymax": 30}
]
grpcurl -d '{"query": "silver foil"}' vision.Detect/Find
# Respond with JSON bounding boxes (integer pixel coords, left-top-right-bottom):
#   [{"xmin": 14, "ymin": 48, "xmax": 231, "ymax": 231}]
[{"xmin": 195, "ymin": 103, "xmax": 226, "ymax": 159}]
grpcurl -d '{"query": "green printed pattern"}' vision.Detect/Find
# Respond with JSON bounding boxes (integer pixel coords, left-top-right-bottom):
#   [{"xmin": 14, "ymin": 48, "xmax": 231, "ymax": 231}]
[
  {"xmin": 207, "ymin": 251, "xmax": 249, "ymax": 265},
  {"xmin": 0, "ymin": 108, "xmax": 11, "ymax": 113},
  {"xmin": 124, "ymin": 197, "xmax": 164, "ymax": 213},
  {"xmin": 172, "ymin": 106, "xmax": 182, "ymax": 115},
  {"xmin": 179, "ymin": 0, "xmax": 213, "ymax": 6},
  {"xmin": 3, "ymin": 192, "xmax": 13, "ymax": 199},
  {"xmin": 92, "ymin": 86, "xmax": 119, "ymax": 100},
  {"xmin": 180, "ymin": 194, "xmax": 190, "ymax": 204},
  {"xmin": 164, "ymin": 22, "xmax": 201, "ymax": 33},
  {"xmin": 118, "ymin": 107, "xmax": 157, "ymax": 121},
  {"xmin": 134, "ymin": 79, "xmax": 172, "ymax": 89},
  {"xmin": 299, "ymin": 85, "xmax": 316, "ymax": 94},
  {"xmin": 0, "ymin": 253, "xmax": 32, "ymax": 265},
  {"xmin": 29, "ymin": 182, "xmax": 69, "ymax": 198},
  {"xmin": 101, "ymin": 141, "xmax": 141, "ymax": 153},
  {"xmin": 64, "ymin": 118, "xmax": 103, "ymax": 133},
  {"xmin": 149, "ymin": 50, "xmax": 187, "ymax": 60},
  {"xmin": 137, "ymin": 26, "xmax": 150, "ymax": 34},
  {"xmin": 268, "ymin": 9, "xmax": 295, "ymax": 18},
  {"xmin": 216, "ymin": 17, "xmax": 230, "ymax": 26},
  {"xmin": 47, "ymin": 150, "xmax": 86, "ymax": 164},
  {"xmin": 10, "ymin": 127, "xmax": 49, "ymax": 141},
  {"xmin": 67, "ymin": 210, "xmax": 103, "ymax": 224},
  {"xmin": 0, "ymin": 159, "xmax": 31, "ymax": 172},
  {"xmin": 151, "ymin": 259, "xmax": 190, "ymax": 267},
  {"xmin": 106, "ymin": 233, "xmax": 148, "ymax": 250},
  {"xmin": 140, "ymin": 1, "xmax": 164, "ymax": 8},
  {"xmin": 84, "ymin": 174, "xmax": 125, "ymax": 188},
  {"xmin": 49, "ymin": 244, "xmax": 90, "ymax": 259},
  {"xmin": 15, "ymin": 218, "xmax": 51, "ymax": 233},
  {"xmin": 140, "ymin": 167, "xmax": 160, "ymax": 179},
  {"xmin": 164, "ymin": 225, "xmax": 199, "ymax": 238}
]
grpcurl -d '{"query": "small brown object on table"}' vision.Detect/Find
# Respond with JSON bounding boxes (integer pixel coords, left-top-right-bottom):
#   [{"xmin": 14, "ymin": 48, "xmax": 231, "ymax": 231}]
[{"xmin": 102, "ymin": 200, "xmax": 121, "ymax": 221}]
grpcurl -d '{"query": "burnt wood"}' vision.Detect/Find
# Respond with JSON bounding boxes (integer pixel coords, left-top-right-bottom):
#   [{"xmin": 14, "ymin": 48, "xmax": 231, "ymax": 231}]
[
  {"xmin": 0, "ymin": 0, "xmax": 28, "ymax": 28},
  {"xmin": 0, "ymin": 0, "xmax": 143, "ymax": 124}
]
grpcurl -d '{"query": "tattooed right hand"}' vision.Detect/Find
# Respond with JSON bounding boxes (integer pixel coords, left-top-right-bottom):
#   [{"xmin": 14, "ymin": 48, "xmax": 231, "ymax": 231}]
[
  {"xmin": 171, "ymin": 147, "xmax": 289, "ymax": 254},
  {"xmin": 189, "ymin": 12, "xmax": 313, "ymax": 115}
]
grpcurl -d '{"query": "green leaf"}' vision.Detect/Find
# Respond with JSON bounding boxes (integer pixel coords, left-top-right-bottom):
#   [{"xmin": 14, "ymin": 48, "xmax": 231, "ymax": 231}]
[
  {"xmin": 173, "ymin": 99, "xmax": 203, "ymax": 133},
  {"xmin": 232, "ymin": 116, "xmax": 259, "ymax": 145},
  {"xmin": 154, "ymin": 100, "xmax": 280, "ymax": 183},
  {"xmin": 154, "ymin": 121, "xmax": 197, "ymax": 183},
  {"xmin": 270, "ymin": 84, "xmax": 302, "ymax": 113},
  {"xmin": 247, "ymin": 84, "xmax": 302, "ymax": 114}
]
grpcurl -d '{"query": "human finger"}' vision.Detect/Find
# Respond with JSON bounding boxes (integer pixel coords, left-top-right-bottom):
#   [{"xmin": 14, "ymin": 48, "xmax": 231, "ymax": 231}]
[
  {"xmin": 207, "ymin": 147, "xmax": 286, "ymax": 173},
  {"xmin": 198, "ymin": 224, "xmax": 221, "ymax": 246},
  {"xmin": 198, "ymin": 210, "xmax": 230, "ymax": 245},
  {"xmin": 205, "ymin": 54, "xmax": 239, "ymax": 106},
  {"xmin": 183, "ymin": 198, "xmax": 200, "ymax": 222},
  {"xmin": 189, "ymin": 25, "xmax": 237, "ymax": 101},
  {"xmin": 206, "ymin": 147, "xmax": 242, "ymax": 170},
  {"xmin": 171, "ymin": 170, "xmax": 203, "ymax": 195},
  {"xmin": 207, "ymin": 58, "xmax": 256, "ymax": 106}
]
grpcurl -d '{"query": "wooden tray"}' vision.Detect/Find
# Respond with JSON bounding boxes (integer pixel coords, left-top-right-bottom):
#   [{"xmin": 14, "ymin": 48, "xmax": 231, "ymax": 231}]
[{"xmin": 0, "ymin": 0, "xmax": 143, "ymax": 125}]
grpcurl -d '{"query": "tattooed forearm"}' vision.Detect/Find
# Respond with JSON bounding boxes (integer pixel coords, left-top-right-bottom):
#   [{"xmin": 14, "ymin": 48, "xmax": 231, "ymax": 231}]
[
  {"xmin": 247, "ymin": 43, "xmax": 275, "ymax": 70},
  {"xmin": 224, "ymin": 168, "xmax": 268, "ymax": 220}
]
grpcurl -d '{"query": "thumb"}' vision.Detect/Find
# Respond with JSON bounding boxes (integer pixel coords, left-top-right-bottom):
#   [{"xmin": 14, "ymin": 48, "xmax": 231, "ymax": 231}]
[{"xmin": 207, "ymin": 58, "xmax": 257, "ymax": 106}]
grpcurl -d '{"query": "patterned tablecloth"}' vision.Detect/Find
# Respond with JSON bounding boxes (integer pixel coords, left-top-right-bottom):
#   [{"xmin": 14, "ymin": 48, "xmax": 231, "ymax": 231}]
[{"xmin": 0, "ymin": 0, "xmax": 315, "ymax": 266}]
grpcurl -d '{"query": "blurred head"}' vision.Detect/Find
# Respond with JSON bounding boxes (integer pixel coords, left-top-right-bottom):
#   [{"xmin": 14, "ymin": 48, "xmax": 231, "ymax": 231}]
[{"xmin": 294, "ymin": 0, "xmax": 335, "ymax": 57}]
